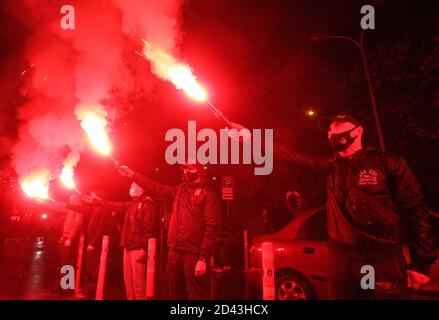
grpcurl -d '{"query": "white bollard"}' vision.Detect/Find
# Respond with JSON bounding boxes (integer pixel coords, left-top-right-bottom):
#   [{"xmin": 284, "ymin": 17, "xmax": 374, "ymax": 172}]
[
  {"xmin": 95, "ymin": 235, "xmax": 109, "ymax": 300},
  {"xmin": 243, "ymin": 229, "xmax": 249, "ymax": 272},
  {"xmin": 75, "ymin": 234, "xmax": 85, "ymax": 292},
  {"xmin": 145, "ymin": 238, "xmax": 157, "ymax": 300},
  {"xmin": 262, "ymin": 242, "xmax": 275, "ymax": 300},
  {"xmin": 210, "ymin": 256, "xmax": 215, "ymax": 299}
]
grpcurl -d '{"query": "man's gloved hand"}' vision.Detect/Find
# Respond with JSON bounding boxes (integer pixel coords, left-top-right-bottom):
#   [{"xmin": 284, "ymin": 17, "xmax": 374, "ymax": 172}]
[
  {"xmin": 195, "ymin": 260, "xmax": 207, "ymax": 277},
  {"xmin": 87, "ymin": 245, "xmax": 95, "ymax": 252},
  {"xmin": 407, "ymin": 269, "xmax": 430, "ymax": 290},
  {"xmin": 64, "ymin": 239, "xmax": 72, "ymax": 247},
  {"xmin": 118, "ymin": 165, "xmax": 135, "ymax": 178},
  {"xmin": 136, "ymin": 249, "xmax": 147, "ymax": 263}
]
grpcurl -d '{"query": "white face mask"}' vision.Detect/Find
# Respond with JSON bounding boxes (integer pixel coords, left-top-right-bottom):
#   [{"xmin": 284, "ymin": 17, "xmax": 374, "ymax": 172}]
[{"xmin": 129, "ymin": 183, "xmax": 144, "ymax": 198}]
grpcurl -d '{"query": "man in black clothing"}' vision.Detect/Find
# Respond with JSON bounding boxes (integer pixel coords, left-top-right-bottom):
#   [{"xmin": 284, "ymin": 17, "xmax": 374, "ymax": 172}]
[
  {"xmin": 88, "ymin": 182, "xmax": 158, "ymax": 300},
  {"xmin": 277, "ymin": 114, "xmax": 437, "ymax": 299},
  {"xmin": 83, "ymin": 187, "xmax": 113, "ymax": 298},
  {"xmin": 117, "ymin": 163, "xmax": 222, "ymax": 300}
]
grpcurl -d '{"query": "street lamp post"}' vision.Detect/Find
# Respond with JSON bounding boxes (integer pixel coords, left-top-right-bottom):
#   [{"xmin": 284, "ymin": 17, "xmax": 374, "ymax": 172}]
[{"xmin": 310, "ymin": 30, "xmax": 386, "ymax": 151}]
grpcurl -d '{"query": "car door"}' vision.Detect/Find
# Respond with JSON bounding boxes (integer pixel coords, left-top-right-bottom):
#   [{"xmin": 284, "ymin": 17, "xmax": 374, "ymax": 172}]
[{"xmin": 286, "ymin": 209, "xmax": 329, "ymax": 298}]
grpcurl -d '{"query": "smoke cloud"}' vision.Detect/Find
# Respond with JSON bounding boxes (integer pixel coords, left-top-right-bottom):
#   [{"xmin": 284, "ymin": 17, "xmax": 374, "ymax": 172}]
[
  {"xmin": 113, "ymin": 0, "xmax": 182, "ymax": 53},
  {"xmin": 7, "ymin": 0, "xmax": 184, "ymax": 194}
]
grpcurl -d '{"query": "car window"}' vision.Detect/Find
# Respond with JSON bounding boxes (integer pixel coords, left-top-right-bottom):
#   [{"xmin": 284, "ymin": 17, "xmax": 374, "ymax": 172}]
[{"xmin": 296, "ymin": 209, "xmax": 328, "ymax": 242}]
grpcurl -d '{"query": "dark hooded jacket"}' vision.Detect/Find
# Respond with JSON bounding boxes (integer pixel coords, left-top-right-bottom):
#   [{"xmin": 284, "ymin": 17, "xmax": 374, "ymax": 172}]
[
  {"xmin": 87, "ymin": 206, "xmax": 112, "ymax": 249},
  {"xmin": 277, "ymin": 145, "xmax": 437, "ymax": 275},
  {"xmin": 97, "ymin": 195, "xmax": 158, "ymax": 251},
  {"xmin": 132, "ymin": 168, "xmax": 222, "ymax": 259}
]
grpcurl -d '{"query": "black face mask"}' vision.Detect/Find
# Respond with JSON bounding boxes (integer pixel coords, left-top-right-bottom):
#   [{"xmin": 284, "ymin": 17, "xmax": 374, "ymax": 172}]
[
  {"xmin": 182, "ymin": 169, "xmax": 200, "ymax": 184},
  {"xmin": 329, "ymin": 126, "xmax": 359, "ymax": 151}
]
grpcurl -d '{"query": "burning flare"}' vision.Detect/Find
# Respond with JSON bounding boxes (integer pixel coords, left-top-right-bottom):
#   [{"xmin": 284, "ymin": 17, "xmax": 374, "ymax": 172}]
[
  {"xmin": 76, "ymin": 105, "xmax": 112, "ymax": 156},
  {"xmin": 60, "ymin": 166, "xmax": 75, "ymax": 189},
  {"xmin": 141, "ymin": 40, "xmax": 208, "ymax": 102},
  {"xmin": 60, "ymin": 152, "xmax": 80, "ymax": 191},
  {"xmin": 20, "ymin": 169, "xmax": 50, "ymax": 200}
]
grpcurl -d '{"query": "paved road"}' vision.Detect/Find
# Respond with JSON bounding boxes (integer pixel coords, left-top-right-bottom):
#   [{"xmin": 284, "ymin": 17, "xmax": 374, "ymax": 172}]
[
  {"xmin": 0, "ymin": 236, "xmax": 248, "ymax": 300},
  {"xmin": 0, "ymin": 237, "xmax": 62, "ymax": 299},
  {"xmin": 0, "ymin": 237, "xmax": 125, "ymax": 300}
]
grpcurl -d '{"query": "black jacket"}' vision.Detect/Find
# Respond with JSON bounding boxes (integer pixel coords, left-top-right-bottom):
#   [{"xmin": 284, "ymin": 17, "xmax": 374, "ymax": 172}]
[
  {"xmin": 87, "ymin": 206, "xmax": 112, "ymax": 248},
  {"xmin": 133, "ymin": 173, "xmax": 222, "ymax": 259},
  {"xmin": 98, "ymin": 196, "xmax": 158, "ymax": 251},
  {"xmin": 277, "ymin": 145, "xmax": 437, "ymax": 275}
]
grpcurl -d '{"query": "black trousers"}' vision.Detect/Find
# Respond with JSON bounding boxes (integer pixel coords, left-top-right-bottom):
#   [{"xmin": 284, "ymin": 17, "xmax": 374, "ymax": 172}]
[
  {"xmin": 327, "ymin": 247, "xmax": 409, "ymax": 300},
  {"xmin": 167, "ymin": 248, "xmax": 210, "ymax": 299},
  {"xmin": 84, "ymin": 249, "xmax": 100, "ymax": 296}
]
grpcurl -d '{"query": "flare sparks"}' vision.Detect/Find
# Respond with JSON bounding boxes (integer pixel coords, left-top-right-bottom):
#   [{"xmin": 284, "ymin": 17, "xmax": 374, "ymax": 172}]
[
  {"xmin": 76, "ymin": 104, "xmax": 112, "ymax": 156},
  {"xmin": 60, "ymin": 152, "xmax": 80, "ymax": 193},
  {"xmin": 140, "ymin": 40, "xmax": 208, "ymax": 102}
]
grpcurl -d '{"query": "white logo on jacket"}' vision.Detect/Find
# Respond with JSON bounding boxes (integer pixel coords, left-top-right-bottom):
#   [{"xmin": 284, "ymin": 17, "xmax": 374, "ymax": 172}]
[{"xmin": 358, "ymin": 169, "xmax": 379, "ymax": 186}]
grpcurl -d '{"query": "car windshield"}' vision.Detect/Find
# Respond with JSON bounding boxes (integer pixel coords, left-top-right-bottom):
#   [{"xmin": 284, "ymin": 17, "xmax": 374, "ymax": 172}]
[{"xmin": 296, "ymin": 209, "xmax": 328, "ymax": 242}]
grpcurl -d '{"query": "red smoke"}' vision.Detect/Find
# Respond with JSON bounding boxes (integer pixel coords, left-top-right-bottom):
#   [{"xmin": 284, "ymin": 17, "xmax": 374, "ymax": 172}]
[{"xmin": 7, "ymin": 0, "xmax": 184, "ymax": 196}]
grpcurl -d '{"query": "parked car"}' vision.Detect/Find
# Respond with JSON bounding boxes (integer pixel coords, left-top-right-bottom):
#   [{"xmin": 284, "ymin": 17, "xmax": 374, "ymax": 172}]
[{"xmin": 247, "ymin": 207, "xmax": 439, "ymax": 299}]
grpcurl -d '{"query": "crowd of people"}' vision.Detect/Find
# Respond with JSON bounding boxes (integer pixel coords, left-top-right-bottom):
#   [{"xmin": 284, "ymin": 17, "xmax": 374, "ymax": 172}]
[
  {"xmin": 49, "ymin": 162, "xmax": 222, "ymax": 300},
  {"xmin": 38, "ymin": 114, "xmax": 437, "ymax": 300}
]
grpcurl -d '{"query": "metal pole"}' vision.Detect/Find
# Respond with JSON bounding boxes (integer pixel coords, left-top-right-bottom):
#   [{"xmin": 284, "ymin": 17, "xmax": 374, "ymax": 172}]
[
  {"xmin": 359, "ymin": 31, "xmax": 386, "ymax": 151},
  {"xmin": 210, "ymin": 256, "xmax": 215, "ymax": 299},
  {"xmin": 312, "ymin": 33, "xmax": 386, "ymax": 151},
  {"xmin": 243, "ymin": 228, "xmax": 250, "ymax": 299},
  {"xmin": 207, "ymin": 100, "xmax": 233, "ymax": 128},
  {"xmin": 243, "ymin": 229, "xmax": 249, "ymax": 272}
]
